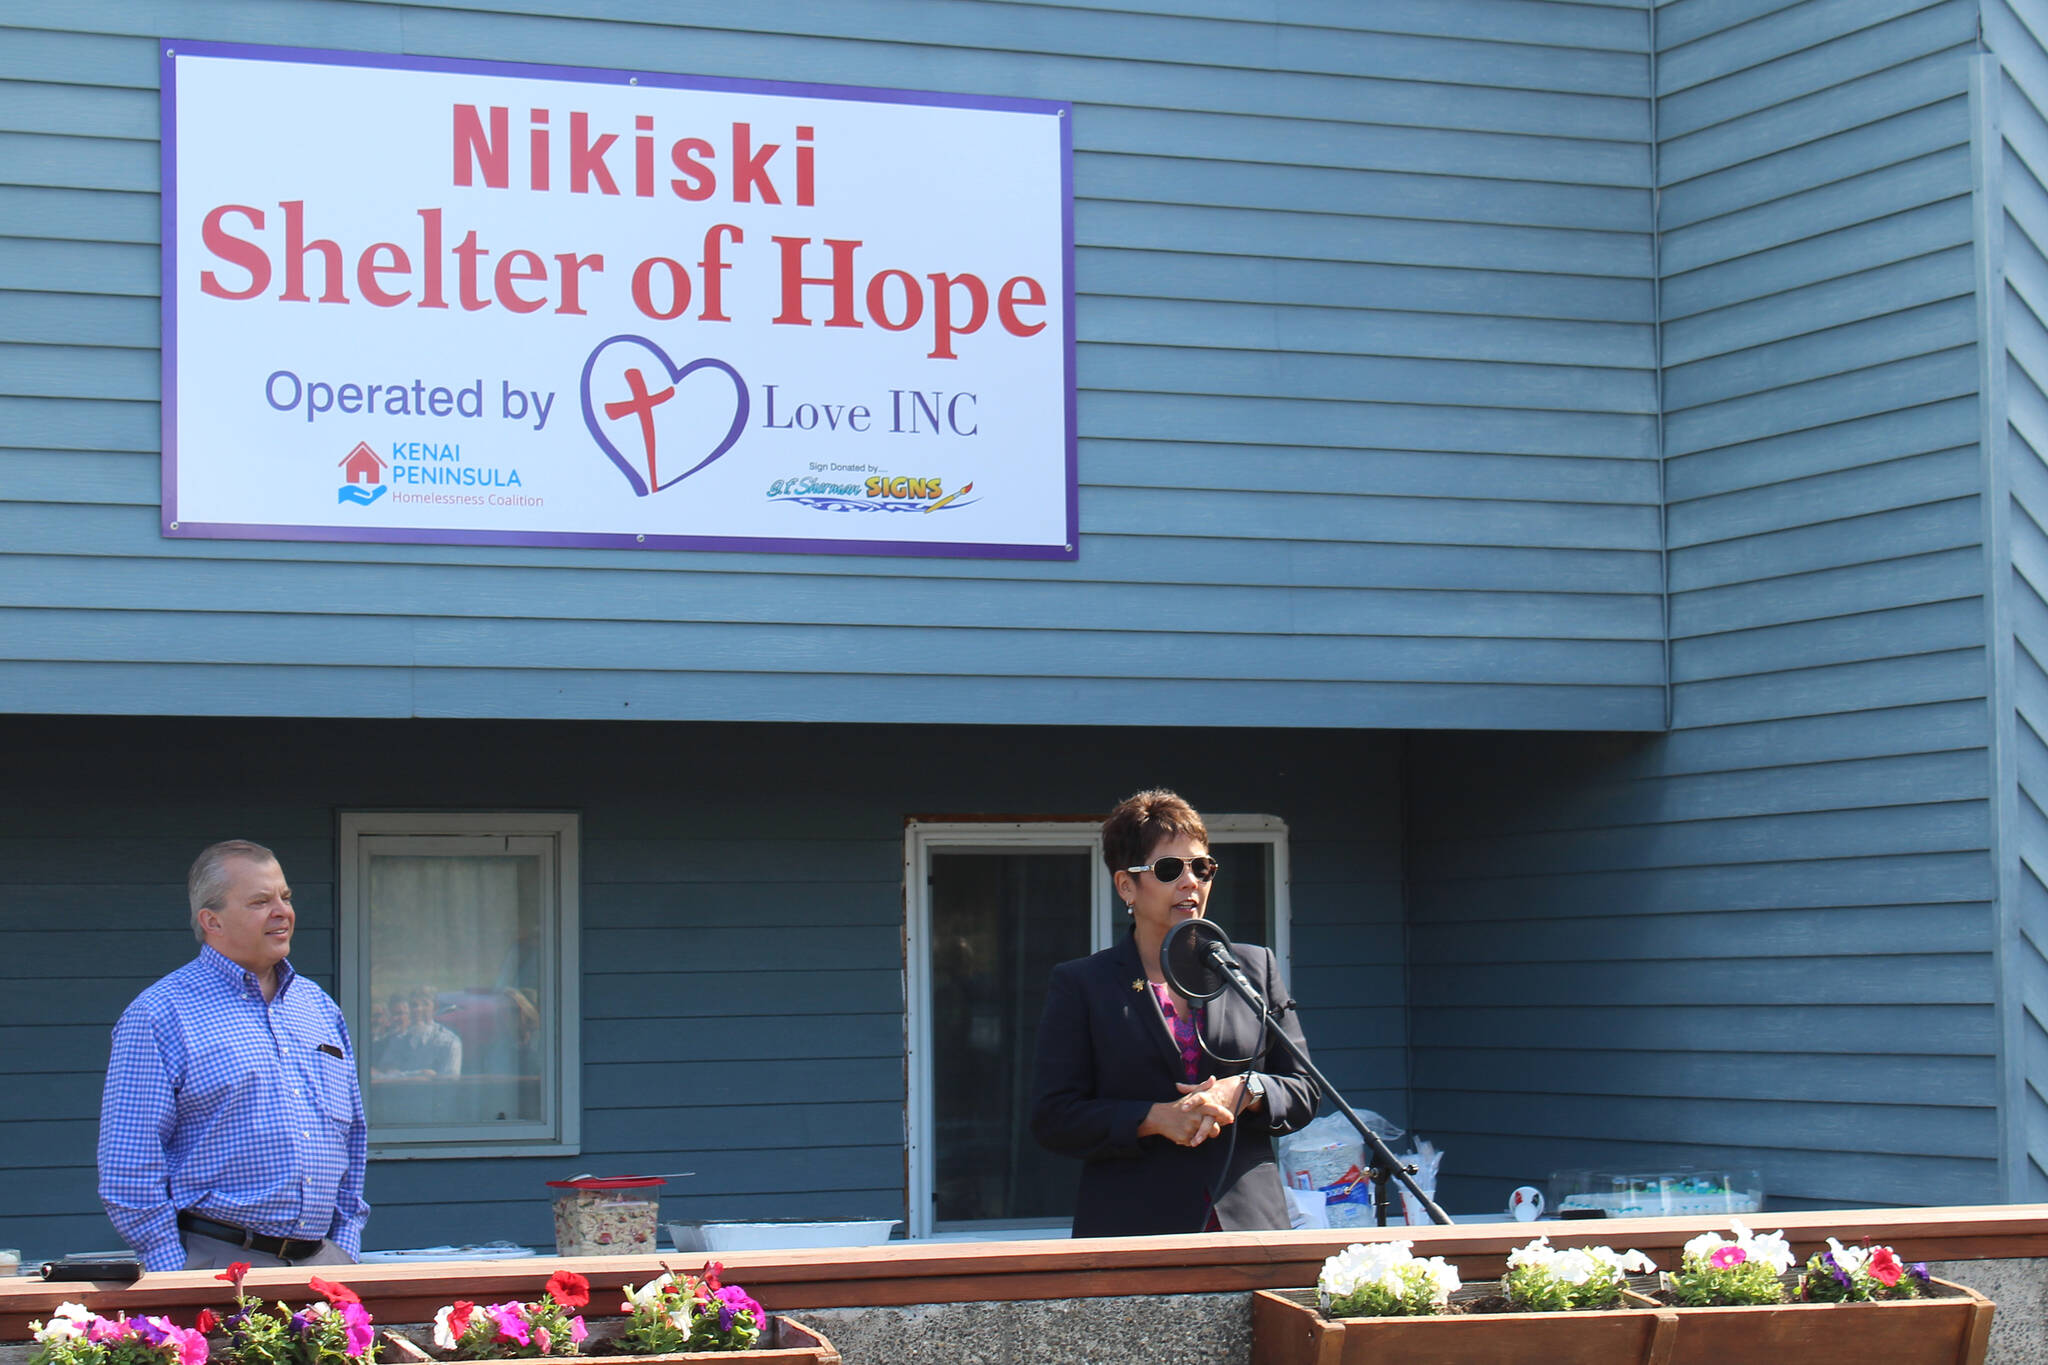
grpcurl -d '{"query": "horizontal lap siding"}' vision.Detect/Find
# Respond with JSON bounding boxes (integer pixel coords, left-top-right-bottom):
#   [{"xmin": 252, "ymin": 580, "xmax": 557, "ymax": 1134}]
[
  {"xmin": 1405, "ymin": 0, "xmax": 1998, "ymax": 1214},
  {"xmin": 1985, "ymin": 0, "xmax": 2048, "ymax": 1202},
  {"xmin": 0, "ymin": 715, "xmax": 1401, "ymax": 1255},
  {"xmin": 0, "ymin": 0, "xmax": 1663, "ymax": 730}
]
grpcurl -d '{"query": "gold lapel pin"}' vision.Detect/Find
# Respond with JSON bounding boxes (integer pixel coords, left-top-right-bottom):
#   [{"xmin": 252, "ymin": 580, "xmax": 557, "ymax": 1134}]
[{"xmin": 1131, "ymin": 979, "xmax": 1144, "ymax": 992}]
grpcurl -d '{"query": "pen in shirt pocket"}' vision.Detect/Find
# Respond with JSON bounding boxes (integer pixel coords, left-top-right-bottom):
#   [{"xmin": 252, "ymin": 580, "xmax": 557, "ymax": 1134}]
[{"xmin": 316, "ymin": 1043, "xmax": 344, "ymax": 1059}]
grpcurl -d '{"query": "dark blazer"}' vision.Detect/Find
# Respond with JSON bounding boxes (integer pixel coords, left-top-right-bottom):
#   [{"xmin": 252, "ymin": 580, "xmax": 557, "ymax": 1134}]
[{"xmin": 1029, "ymin": 930, "xmax": 1318, "ymax": 1237}]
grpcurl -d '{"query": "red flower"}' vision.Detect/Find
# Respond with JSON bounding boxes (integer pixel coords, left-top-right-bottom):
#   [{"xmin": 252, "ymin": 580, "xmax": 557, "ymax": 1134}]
[
  {"xmin": 1869, "ymin": 1247, "xmax": 1904, "ymax": 1287},
  {"xmin": 450, "ymin": 1302, "xmax": 477, "ymax": 1335},
  {"xmin": 702, "ymin": 1262, "xmax": 724, "ymax": 1291},
  {"xmin": 545, "ymin": 1270, "xmax": 590, "ymax": 1310},
  {"xmin": 216, "ymin": 1262, "xmax": 251, "ymax": 1292},
  {"xmin": 196, "ymin": 1310, "xmax": 218, "ymax": 1335},
  {"xmin": 309, "ymin": 1277, "xmax": 361, "ymax": 1306}
]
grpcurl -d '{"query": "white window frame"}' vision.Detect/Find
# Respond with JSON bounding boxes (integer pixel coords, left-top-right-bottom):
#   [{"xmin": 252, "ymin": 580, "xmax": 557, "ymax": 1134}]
[
  {"xmin": 339, "ymin": 811, "xmax": 581, "ymax": 1159},
  {"xmin": 902, "ymin": 815, "xmax": 1289, "ymax": 1239}
]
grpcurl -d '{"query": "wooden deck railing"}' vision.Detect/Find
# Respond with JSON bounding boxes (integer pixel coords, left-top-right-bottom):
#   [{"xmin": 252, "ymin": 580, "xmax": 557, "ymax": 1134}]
[{"xmin": 5, "ymin": 1205, "xmax": 2046, "ymax": 1338}]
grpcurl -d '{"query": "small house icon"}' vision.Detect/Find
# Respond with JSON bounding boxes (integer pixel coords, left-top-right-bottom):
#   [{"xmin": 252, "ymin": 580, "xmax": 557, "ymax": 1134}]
[{"xmin": 338, "ymin": 442, "xmax": 386, "ymax": 485}]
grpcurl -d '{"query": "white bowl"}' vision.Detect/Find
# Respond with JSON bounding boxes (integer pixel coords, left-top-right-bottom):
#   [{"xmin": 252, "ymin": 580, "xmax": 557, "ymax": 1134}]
[{"xmin": 667, "ymin": 1219, "xmax": 898, "ymax": 1252}]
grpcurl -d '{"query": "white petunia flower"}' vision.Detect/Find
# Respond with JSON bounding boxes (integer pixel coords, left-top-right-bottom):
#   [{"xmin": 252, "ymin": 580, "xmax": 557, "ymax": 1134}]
[
  {"xmin": 1550, "ymin": 1249, "xmax": 1601, "ymax": 1285},
  {"xmin": 37, "ymin": 1304, "xmax": 93, "ymax": 1341},
  {"xmin": 1615, "ymin": 1249, "xmax": 1658, "ymax": 1275},
  {"xmin": 1318, "ymin": 1240, "xmax": 1415, "ymax": 1297},
  {"xmin": 622, "ymin": 1274, "xmax": 673, "ymax": 1310},
  {"xmin": 1417, "ymin": 1257, "xmax": 1462, "ymax": 1303},
  {"xmin": 1736, "ymin": 1224, "xmax": 1795, "ymax": 1275},
  {"xmin": 1320, "ymin": 1239, "xmax": 1460, "ymax": 1311},
  {"xmin": 31, "ymin": 1314, "xmax": 90, "ymax": 1346},
  {"xmin": 1825, "ymin": 1237, "xmax": 1869, "ymax": 1275},
  {"xmin": 1683, "ymin": 1229, "xmax": 1728, "ymax": 1264}
]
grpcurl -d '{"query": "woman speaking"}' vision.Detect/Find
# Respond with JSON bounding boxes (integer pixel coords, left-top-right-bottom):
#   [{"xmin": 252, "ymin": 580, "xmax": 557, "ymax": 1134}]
[{"xmin": 1030, "ymin": 789, "xmax": 1318, "ymax": 1236}]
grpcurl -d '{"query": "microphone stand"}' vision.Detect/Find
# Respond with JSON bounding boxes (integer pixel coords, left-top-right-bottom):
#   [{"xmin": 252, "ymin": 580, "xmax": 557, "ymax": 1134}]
[{"xmin": 1195, "ymin": 938, "xmax": 1451, "ymax": 1228}]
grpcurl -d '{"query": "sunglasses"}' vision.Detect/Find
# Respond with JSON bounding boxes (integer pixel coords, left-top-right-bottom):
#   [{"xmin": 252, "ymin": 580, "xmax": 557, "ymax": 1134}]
[{"xmin": 1123, "ymin": 856, "xmax": 1220, "ymax": 883}]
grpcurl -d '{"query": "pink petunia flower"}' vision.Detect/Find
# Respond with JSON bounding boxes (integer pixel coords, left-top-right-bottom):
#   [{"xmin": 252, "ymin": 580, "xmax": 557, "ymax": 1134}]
[
  {"xmin": 488, "ymin": 1303, "xmax": 531, "ymax": 1346},
  {"xmin": 1708, "ymin": 1245, "xmax": 1747, "ymax": 1269},
  {"xmin": 339, "ymin": 1302, "xmax": 374, "ymax": 1358},
  {"xmin": 569, "ymin": 1317, "xmax": 588, "ymax": 1345}
]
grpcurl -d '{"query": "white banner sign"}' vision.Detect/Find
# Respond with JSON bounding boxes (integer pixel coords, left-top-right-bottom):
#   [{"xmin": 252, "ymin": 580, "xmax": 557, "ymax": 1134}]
[{"xmin": 162, "ymin": 43, "xmax": 1075, "ymax": 559}]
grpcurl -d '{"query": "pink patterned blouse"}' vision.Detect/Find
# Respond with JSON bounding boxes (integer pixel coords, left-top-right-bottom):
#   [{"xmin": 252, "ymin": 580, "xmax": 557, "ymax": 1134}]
[{"xmin": 1149, "ymin": 982, "xmax": 1203, "ymax": 1082}]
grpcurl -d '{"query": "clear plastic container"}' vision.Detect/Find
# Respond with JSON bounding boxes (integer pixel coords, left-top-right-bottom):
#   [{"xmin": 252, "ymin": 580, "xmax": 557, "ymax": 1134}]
[
  {"xmin": 548, "ymin": 1175, "xmax": 665, "ymax": 1256},
  {"xmin": 1549, "ymin": 1168, "xmax": 1762, "ymax": 1219}
]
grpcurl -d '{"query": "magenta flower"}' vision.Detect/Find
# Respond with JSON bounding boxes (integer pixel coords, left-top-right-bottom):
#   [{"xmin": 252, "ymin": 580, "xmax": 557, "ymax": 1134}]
[
  {"xmin": 339, "ymin": 1302, "xmax": 374, "ymax": 1358},
  {"xmin": 569, "ymin": 1317, "xmax": 588, "ymax": 1346},
  {"xmin": 713, "ymin": 1284, "xmax": 763, "ymax": 1333},
  {"xmin": 174, "ymin": 1325, "xmax": 211, "ymax": 1365},
  {"xmin": 1709, "ymin": 1245, "xmax": 1747, "ymax": 1269},
  {"xmin": 488, "ymin": 1302, "xmax": 531, "ymax": 1346}
]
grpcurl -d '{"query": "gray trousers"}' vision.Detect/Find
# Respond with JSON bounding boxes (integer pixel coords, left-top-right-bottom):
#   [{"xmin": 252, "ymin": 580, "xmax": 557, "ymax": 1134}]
[{"xmin": 180, "ymin": 1230, "xmax": 355, "ymax": 1270}]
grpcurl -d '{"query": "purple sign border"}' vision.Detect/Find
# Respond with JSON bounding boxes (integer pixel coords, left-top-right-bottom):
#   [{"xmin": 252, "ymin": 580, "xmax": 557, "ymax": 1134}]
[{"xmin": 159, "ymin": 38, "xmax": 1078, "ymax": 563}]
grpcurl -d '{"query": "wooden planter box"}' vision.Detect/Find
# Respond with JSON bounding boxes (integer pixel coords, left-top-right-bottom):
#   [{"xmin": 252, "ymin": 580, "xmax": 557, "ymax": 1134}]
[
  {"xmin": 1253, "ymin": 1276, "xmax": 1995, "ymax": 1365},
  {"xmin": 1647, "ymin": 1276, "xmax": 1994, "ymax": 1365},
  {"xmin": 1251, "ymin": 1286, "xmax": 1679, "ymax": 1365},
  {"xmin": 378, "ymin": 1315, "xmax": 841, "ymax": 1365}
]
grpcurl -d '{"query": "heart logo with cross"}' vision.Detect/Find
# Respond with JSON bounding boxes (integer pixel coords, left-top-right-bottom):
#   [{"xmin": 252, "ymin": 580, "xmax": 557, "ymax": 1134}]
[{"xmin": 579, "ymin": 335, "xmax": 750, "ymax": 496}]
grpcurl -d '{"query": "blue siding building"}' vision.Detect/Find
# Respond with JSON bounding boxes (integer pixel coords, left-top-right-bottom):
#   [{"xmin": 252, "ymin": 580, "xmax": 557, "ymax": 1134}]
[{"xmin": 1, "ymin": 0, "xmax": 2043, "ymax": 1254}]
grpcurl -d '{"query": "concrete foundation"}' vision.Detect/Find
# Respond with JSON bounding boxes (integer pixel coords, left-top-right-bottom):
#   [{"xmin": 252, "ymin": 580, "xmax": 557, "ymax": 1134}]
[
  {"xmin": 797, "ymin": 1292, "xmax": 1251, "ymax": 1365},
  {"xmin": 802, "ymin": 1261, "xmax": 2047, "ymax": 1365}
]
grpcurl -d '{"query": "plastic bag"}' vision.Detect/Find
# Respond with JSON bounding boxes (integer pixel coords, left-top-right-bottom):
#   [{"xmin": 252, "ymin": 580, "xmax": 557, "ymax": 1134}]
[
  {"xmin": 1276, "ymin": 1111, "xmax": 1403, "ymax": 1230},
  {"xmin": 1399, "ymin": 1138, "xmax": 1443, "ymax": 1226}
]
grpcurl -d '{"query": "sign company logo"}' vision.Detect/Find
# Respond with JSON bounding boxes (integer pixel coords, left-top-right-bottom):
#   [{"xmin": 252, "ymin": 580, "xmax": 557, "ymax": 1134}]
[
  {"xmin": 766, "ymin": 473, "xmax": 978, "ymax": 515},
  {"xmin": 580, "ymin": 335, "xmax": 749, "ymax": 497},
  {"xmin": 336, "ymin": 441, "xmax": 387, "ymax": 506}
]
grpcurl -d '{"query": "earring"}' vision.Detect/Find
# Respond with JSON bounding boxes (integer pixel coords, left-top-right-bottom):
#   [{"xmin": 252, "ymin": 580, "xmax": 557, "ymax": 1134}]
[{"xmin": 1124, "ymin": 903, "xmax": 1134, "ymax": 914}]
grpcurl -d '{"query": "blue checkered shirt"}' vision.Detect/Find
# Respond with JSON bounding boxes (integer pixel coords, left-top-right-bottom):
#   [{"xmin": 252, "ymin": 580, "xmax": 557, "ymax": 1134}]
[{"xmin": 98, "ymin": 947, "xmax": 371, "ymax": 1271}]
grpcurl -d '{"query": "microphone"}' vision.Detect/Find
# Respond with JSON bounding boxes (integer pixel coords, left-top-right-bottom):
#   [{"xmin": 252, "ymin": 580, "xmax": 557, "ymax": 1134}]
[{"xmin": 1161, "ymin": 917, "xmax": 1237, "ymax": 1002}]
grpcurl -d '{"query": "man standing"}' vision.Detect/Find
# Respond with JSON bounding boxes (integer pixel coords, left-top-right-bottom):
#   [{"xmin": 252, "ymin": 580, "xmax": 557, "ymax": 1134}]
[{"xmin": 98, "ymin": 840, "xmax": 371, "ymax": 1270}]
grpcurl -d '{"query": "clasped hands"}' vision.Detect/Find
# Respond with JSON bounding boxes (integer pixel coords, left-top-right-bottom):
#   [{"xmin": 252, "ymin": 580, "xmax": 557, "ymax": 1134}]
[{"xmin": 1141, "ymin": 1074, "xmax": 1250, "ymax": 1148}]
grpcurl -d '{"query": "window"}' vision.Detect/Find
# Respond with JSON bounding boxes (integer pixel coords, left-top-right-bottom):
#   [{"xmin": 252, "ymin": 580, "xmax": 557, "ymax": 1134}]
[
  {"xmin": 339, "ymin": 812, "xmax": 580, "ymax": 1158},
  {"xmin": 903, "ymin": 816, "xmax": 1288, "ymax": 1237}
]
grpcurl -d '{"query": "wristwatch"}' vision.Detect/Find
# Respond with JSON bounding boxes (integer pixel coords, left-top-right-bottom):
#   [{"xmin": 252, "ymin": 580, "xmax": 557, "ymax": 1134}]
[{"xmin": 1243, "ymin": 1071, "xmax": 1266, "ymax": 1107}]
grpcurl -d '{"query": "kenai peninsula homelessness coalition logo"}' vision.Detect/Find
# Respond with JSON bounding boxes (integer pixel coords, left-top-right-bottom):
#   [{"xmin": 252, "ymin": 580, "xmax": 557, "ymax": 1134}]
[{"xmin": 337, "ymin": 441, "xmax": 387, "ymax": 505}]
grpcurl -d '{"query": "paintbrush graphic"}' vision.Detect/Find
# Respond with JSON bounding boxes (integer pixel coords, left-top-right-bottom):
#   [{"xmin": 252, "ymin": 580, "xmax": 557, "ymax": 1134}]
[{"xmin": 924, "ymin": 481, "xmax": 972, "ymax": 513}]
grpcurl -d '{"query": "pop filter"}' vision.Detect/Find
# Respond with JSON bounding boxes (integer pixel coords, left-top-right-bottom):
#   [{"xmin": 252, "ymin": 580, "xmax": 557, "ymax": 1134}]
[{"xmin": 1161, "ymin": 917, "xmax": 1234, "ymax": 1002}]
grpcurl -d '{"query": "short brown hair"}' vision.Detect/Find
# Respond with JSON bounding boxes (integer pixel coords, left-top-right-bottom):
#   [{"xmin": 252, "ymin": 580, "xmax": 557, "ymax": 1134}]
[{"xmin": 1101, "ymin": 789, "xmax": 1208, "ymax": 874}]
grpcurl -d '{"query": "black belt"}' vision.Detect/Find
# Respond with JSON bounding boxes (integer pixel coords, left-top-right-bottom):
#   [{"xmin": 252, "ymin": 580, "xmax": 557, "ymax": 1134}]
[{"xmin": 176, "ymin": 1212, "xmax": 325, "ymax": 1261}]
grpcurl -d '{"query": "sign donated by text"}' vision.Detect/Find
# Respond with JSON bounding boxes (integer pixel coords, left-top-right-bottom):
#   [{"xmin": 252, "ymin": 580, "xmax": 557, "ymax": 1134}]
[{"xmin": 162, "ymin": 42, "xmax": 1076, "ymax": 559}]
